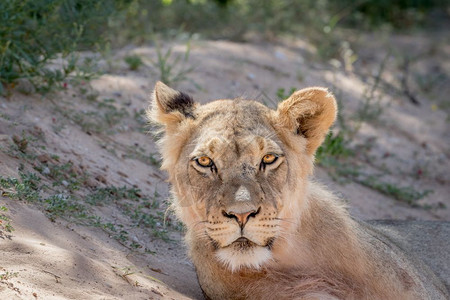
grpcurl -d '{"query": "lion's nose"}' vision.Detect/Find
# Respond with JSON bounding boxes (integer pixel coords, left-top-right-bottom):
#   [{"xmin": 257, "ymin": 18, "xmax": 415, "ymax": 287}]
[{"xmin": 222, "ymin": 207, "xmax": 260, "ymax": 229}]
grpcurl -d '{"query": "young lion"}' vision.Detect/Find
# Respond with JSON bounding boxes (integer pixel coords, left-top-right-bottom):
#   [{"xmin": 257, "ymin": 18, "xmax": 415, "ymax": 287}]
[{"xmin": 148, "ymin": 81, "xmax": 449, "ymax": 299}]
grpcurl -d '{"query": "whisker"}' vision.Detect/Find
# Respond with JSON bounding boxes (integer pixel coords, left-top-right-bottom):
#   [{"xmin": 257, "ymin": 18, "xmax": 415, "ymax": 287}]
[
  {"xmin": 192, "ymin": 220, "xmax": 209, "ymax": 229},
  {"xmin": 274, "ymin": 218, "xmax": 298, "ymax": 225}
]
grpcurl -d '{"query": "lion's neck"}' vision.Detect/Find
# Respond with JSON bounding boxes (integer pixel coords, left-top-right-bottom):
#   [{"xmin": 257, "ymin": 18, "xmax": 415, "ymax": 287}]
[
  {"xmin": 267, "ymin": 182, "xmax": 408, "ymax": 299},
  {"xmin": 271, "ymin": 184, "xmax": 367, "ymax": 277}
]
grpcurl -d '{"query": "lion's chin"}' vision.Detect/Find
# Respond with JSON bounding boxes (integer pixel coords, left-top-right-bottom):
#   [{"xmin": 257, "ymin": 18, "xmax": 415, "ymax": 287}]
[{"xmin": 216, "ymin": 243, "xmax": 273, "ymax": 272}]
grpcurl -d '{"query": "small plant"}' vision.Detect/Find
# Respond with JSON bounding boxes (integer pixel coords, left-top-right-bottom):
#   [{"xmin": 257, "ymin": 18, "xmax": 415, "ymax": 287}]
[
  {"xmin": 99, "ymin": 101, "xmax": 129, "ymax": 128},
  {"xmin": 0, "ymin": 205, "xmax": 14, "ymax": 234},
  {"xmin": 316, "ymin": 131, "xmax": 352, "ymax": 163},
  {"xmin": 0, "ymin": 270, "xmax": 18, "ymax": 281},
  {"xmin": 357, "ymin": 177, "xmax": 433, "ymax": 207},
  {"xmin": 124, "ymin": 55, "xmax": 144, "ymax": 71},
  {"xmin": 0, "ymin": 172, "xmax": 41, "ymax": 202},
  {"xmin": 151, "ymin": 40, "xmax": 194, "ymax": 86},
  {"xmin": 44, "ymin": 193, "xmax": 88, "ymax": 221},
  {"xmin": 276, "ymin": 87, "xmax": 297, "ymax": 101},
  {"xmin": 86, "ymin": 186, "xmax": 142, "ymax": 206},
  {"xmin": 53, "ymin": 98, "xmax": 129, "ymax": 135},
  {"xmin": 7, "ymin": 132, "xmax": 38, "ymax": 161},
  {"xmin": 115, "ymin": 229, "xmax": 129, "ymax": 244},
  {"xmin": 354, "ymin": 52, "xmax": 390, "ymax": 125},
  {"xmin": 415, "ymin": 72, "xmax": 446, "ymax": 94},
  {"xmin": 123, "ymin": 150, "xmax": 161, "ymax": 167}
]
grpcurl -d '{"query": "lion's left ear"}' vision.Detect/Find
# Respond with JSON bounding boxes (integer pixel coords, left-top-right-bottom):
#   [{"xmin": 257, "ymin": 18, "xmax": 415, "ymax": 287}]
[
  {"xmin": 276, "ymin": 87, "xmax": 337, "ymax": 155},
  {"xmin": 147, "ymin": 81, "xmax": 196, "ymax": 131}
]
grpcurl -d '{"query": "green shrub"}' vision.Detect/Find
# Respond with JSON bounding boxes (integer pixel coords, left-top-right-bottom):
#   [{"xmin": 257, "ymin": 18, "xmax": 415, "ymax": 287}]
[
  {"xmin": 0, "ymin": 0, "xmax": 118, "ymax": 95},
  {"xmin": 124, "ymin": 55, "xmax": 143, "ymax": 70},
  {"xmin": 335, "ymin": 0, "xmax": 446, "ymax": 28},
  {"xmin": 316, "ymin": 131, "xmax": 352, "ymax": 163},
  {"xmin": 1, "ymin": 0, "xmax": 446, "ymax": 95},
  {"xmin": 0, "ymin": 205, "xmax": 14, "ymax": 234}
]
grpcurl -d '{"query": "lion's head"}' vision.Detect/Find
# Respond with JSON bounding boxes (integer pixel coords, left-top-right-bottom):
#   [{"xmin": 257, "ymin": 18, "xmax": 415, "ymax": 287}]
[{"xmin": 148, "ymin": 82, "xmax": 337, "ymax": 272}]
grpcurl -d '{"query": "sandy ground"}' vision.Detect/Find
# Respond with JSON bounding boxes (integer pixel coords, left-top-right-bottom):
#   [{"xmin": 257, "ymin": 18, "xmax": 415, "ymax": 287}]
[{"xmin": 0, "ymin": 30, "xmax": 449, "ymax": 299}]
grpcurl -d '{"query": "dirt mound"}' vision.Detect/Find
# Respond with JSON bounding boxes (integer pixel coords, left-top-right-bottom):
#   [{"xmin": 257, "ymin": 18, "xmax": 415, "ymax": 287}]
[{"xmin": 0, "ymin": 33, "xmax": 449, "ymax": 298}]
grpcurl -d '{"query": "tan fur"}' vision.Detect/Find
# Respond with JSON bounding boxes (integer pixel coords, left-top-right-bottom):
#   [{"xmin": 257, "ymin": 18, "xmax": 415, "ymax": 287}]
[{"xmin": 148, "ymin": 82, "xmax": 449, "ymax": 300}]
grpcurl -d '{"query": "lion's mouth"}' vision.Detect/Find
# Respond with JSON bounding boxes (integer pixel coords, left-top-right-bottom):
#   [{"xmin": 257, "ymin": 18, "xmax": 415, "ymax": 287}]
[
  {"xmin": 234, "ymin": 237, "xmax": 251, "ymax": 243},
  {"xmin": 231, "ymin": 237, "xmax": 255, "ymax": 250},
  {"xmin": 228, "ymin": 236, "xmax": 275, "ymax": 250}
]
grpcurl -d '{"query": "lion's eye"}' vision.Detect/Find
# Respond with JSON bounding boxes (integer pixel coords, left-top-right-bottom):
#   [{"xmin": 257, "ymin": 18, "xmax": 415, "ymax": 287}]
[
  {"xmin": 262, "ymin": 154, "xmax": 277, "ymax": 165},
  {"xmin": 196, "ymin": 156, "xmax": 213, "ymax": 167}
]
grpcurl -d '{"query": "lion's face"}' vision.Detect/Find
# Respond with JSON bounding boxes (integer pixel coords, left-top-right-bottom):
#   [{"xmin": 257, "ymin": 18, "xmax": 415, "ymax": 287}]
[
  {"xmin": 179, "ymin": 101, "xmax": 293, "ymax": 271},
  {"xmin": 148, "ymin": 82, "xmax": 336, "ymax": 272}
]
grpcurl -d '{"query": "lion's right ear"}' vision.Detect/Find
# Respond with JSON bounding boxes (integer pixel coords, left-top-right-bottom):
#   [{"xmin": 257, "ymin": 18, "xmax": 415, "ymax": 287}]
[
  {"xmin": 147, "ymin": 81, "xmax": 196, "ymax": 129},
  {"xmin": 276, "ymin": 87, "xmax": 337, "ymax": 155}
]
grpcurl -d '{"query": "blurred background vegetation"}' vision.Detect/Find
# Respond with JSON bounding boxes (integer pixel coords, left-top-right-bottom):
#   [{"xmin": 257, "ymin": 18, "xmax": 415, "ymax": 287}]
[{"xmin": 0, "ymin": 0, "xmax": 448, "ymax": 94}]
